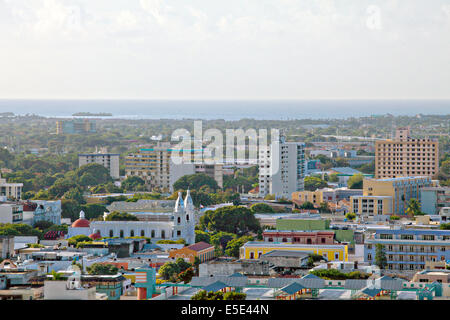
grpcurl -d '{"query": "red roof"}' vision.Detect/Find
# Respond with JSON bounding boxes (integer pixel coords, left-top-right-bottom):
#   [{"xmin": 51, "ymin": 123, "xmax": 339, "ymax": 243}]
[
  {"xmin": 89, "ymin": 231, "xmax": 102, "ymax": 240},
  {"xmin": 187, "ymin": 242, "xmax": 213, "ymax": 252},
  {"xmin": 44, "ymin": 230, "xmax": 65, "ymax": 240},
  {"xmin": 72, "ymin": 218, "xmax": 90, "ymax": 228}
]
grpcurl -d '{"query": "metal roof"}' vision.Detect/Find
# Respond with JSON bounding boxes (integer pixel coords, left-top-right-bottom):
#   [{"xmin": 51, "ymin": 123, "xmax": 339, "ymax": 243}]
[
  {"xmin": 191, "ymin": 276, "xmax": 248, "ymax": 288},
  {"xmin": 202, "ymin": 281, "xmax": 228, "ymax": 292},
  {"xmin": 279, "ymin": 282, "xmax": 305, "ymax": 295}
]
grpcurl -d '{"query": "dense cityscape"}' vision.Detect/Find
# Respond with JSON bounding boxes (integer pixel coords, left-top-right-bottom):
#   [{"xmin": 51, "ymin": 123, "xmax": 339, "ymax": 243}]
[{"xmin": 0, "ymin": 114, "xmax": 449, "ymax": 301}]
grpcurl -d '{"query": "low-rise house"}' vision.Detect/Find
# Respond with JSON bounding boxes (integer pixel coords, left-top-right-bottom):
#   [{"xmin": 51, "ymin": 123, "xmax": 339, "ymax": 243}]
[{"xmin": 168, "ymin": 242, "xmax": 214, "ymax": 263}]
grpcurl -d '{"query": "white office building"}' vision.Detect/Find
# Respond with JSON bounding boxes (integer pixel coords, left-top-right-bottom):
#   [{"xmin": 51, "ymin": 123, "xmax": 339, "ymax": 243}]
[{"xmin": 259, "ymin": 135, "xmax": 306, "ymax": 199}]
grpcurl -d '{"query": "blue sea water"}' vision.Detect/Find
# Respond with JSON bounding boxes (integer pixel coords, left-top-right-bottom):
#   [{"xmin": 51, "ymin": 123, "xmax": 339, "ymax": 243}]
[{"xmin": 0, "ymin": 99, "xmax": 448, "ymax": 120}]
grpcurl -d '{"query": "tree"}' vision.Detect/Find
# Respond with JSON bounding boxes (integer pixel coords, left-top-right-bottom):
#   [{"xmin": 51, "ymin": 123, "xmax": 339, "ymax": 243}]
[
  {"xmin": 225, "ymin": 236, "xmax": 253, "ymax": 258},
  {"xmin": 80, "ymin": 203, "xmax": 108, "ymax": 220},
  {"xmin": 87, "ymin": 263, "xmax": 118, "ymax": 275},
  {"xmin": 210, "ymin": 232, "xmax": 237, "ymax": 253},
  {"xmin": 122, "ymin": 176, "xmax": 146, "ymax": 191},
  {"xmin": 406, "ymin": 198, "xmax": 424, "ymax": 216},
  {"xmin": 319, "ymin": 202, "xmax": 331, "ymax": 213},
  {"xmin": 345, "ymin": 212, "xmax": 356, "ymax": 221},
  {"xmin": 200, "ymin": 206, "xmax": 261, "ymax": 236},
  {"xmin": 375, "ymin": 243, "xmax": 387, "ymax": 269},
  {"xmin": 347, "ymin": 173, "xmax": 364, "ymax": 189},
  {"xmin": 250, "ymin": 203, "xmax": 275, "ymax": 213},
  {"xmin": 191, "ymin": 291, "xmax": 246, "ymax": 300},
  {"xmin": 328, "ymin": 173, "xmax": 339, "ymax": 182},
  {"xmin": 304, "ymin": 176, "xmax": 328, "ymax": 191},
  {"xmin": 440, "ymin": 223, "xmax": 450, "ymax": 230},
  {"xmin": 68, "ymin": 235, "xmax": 92, "ymax": 247},
  {"xmin": 299, "ymin": 201, "xmax": 315, "ymax": 210},
  {"xmin": 173, "ymin": 173, "xmax": 219, "ymax": 192},
  {"xmin": 63, "ymin": 187, "xmax": 85, "ymax": 204},
  {"xmin": 175, "ymin": 258, "xmax": 192, "ymax": 273},
  {"xmin": 75, "ymin": 163, "xmax": 112, "ymax": 185},
  {"xmin": 159, "ymin": 262, "xmax": 181, "ymax": 281},
  {"xmin": 105, "ymin": 211, "xmax": 138, "ymax": 221},
  {"xmin": 178, "ymin": 267, "xmax": 194, "ymax": 283},
  {"xmin": 195, "ymin": 230, "xmax": 211, "ymax": 243}
]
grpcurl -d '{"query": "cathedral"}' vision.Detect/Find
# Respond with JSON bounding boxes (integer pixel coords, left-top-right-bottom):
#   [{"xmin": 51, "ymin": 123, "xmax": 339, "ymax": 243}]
[{"xmin": 66, "ymin": 191, "xmax": 196, "ymax": 244}]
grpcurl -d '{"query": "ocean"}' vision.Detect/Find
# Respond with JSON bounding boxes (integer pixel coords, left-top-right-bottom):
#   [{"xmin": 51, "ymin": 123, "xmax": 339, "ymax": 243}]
[{"xmin": 0, "ymin": 99, "xmax": 448, "ymax": 120}]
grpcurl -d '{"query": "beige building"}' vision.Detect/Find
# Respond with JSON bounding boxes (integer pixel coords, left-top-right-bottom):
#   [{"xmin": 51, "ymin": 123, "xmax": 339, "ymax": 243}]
[
  {"xmin": 125, "ymin": 142, "xmax": 223, "ymax": 193},
  {"xmin": 79, "ymin": 152, "xmax": 120, "ymax": 179},
  {"xmin": 350, "ymin": 176, "xmax": 432, "ymax": 216},
  {"xmin": 375, "ymin": 127, "xmax": 439, "ymax": 179}
]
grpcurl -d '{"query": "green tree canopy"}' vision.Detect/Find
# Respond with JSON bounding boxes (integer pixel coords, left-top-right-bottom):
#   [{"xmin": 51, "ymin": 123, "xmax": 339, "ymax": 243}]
[
  {"xmin": 200, "ymin": 206, "xmax": 261, "ymax": 236},
  {"xmin": 304, "ymin": 176, "xmax": 328, "ymax": 191},
  {"xmin": 347, "ymin": 173, "xmax": 364, "ymax": 189},
  {"xmin": 86, "ymin": 263, "xmax": 118, "ymax": 275},
  {"xmin": 225, "ymin": 236, "xmax": 253, "ymax": 258},
  {"xmin": 250, "ymin": 203, "xmax": 275, "ymax": 213},
  {"xmin": 173, "ymin": 173, "xmax": 219, "ymax": 192},
  {"xmin": 105, "ymin": 211, "xmax": 138, "ymax": 221}
]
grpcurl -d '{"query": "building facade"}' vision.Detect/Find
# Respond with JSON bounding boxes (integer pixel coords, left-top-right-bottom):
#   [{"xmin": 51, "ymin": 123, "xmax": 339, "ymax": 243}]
[
  {"xmin": 67, "ymin": 191, "xmax": 196, "ymax": 244},
  {"xmin": 420, "ymin": 187, "xmax": 450, "ymax": 215},
  {"xmin": 0, "ymin": 174, "xmax": 23, "ymax": 200},
  {"xmin": 375, "ymin": 127, "xmax": 439, "ymax": 179},
  {"xmin": 350, "ymin": 176, "xmax": 432, "ymax": 216},
  {"xmin": 364, "ymin": 229, "xmax": 450, "ymax": 271},
  {"xmin": 79, "ymin": 153, "xmax": 120, "ymax": 179},
  {"xmin": 0, "ymin": 203, "xmax": 23, "ymax": 224},
  {"xmin": 292, "ymin": 188, "xmax": 363, "ymax": 205},
  {"xmin": 56, "ymin": 119, "xmax": 96, "ymax": 135},
  {"xmin": 262, "ymin": 230, "xmax": 335, "ymax": 244},
  {"xmin": 258, "ymin": 135, "xmax": 306, "ymax": 199},
  {"xmin": 125, "ymin": 143, "xmax": 222, "ymax": 192},
  {"xmin": 168, "ymin": 241, "xmax": 215, "ymax": 263},
  {"xmin": 239, "ymin": 241, "xmax": 348, "ymax": 262}
]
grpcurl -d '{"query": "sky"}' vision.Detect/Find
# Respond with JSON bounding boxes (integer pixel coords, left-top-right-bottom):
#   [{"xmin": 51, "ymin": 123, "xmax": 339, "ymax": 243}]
[{"xmin": 0, "ymin": 0, "xmax": 449, "ymax": 100}]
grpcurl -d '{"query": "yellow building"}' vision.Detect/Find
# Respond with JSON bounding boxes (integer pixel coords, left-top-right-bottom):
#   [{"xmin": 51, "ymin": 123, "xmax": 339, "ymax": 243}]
[
  {"xmin": 350, "ymin": 196, "xmax": 392, "ymax": 217},
  {"xmin": 239, "ymin": 241, "xmax": 348, "ymax": 262},
  {"xmin": 375, "ymin": 127, "xmax": 439, "ymax": 179},
  {"xmin": 292, "ymin": 188, "xmax": 363, "ymax": 206},
  {"xmin": 350, "ymin": 176, "xmax": 432, "ymax": 216}
]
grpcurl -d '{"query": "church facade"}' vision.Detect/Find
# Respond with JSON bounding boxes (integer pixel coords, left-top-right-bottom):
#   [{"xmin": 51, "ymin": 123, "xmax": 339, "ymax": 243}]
[{"xmin": 66, "ymin": 191, "xmax": 196, "ymax": 244}]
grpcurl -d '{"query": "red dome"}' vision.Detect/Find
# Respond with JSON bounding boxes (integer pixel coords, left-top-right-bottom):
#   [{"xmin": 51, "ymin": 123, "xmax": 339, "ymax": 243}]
[
  {"xmin": 89, "ymin": 231, "xmax": 101, "ymax": 240},
  {"xmin": 71, "ymin": 218, "xmax": 90, "ymax": 228}
]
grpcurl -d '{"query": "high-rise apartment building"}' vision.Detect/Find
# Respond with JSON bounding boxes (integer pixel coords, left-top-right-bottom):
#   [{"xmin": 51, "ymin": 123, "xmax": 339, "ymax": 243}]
[
  {"xmin": 78, "ymin": 152, "xmax": 120, "ymax": 179},
  {"xmin": 56, "ymin": 119, "xmax": 96, "ymax": 135},
  {"xmin": 125, "ymin": 143, "xmax": 223, "ymax": 193},
  {"xmin": 375, "ymin": 127, "xmax": 439, "ymax": 179},
  {"xmin": 259, "ymin": 135, "xmax": 306, "ymax": 199}
]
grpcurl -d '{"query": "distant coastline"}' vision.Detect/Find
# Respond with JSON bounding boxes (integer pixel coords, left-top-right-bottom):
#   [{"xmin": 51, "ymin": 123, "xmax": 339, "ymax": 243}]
[
  {"xmin": 0, "ymin": 99, "xmax": 448, "ymax": 120},
  {"xmin": 72, "ymin": 112, "xmax": 113, "ymax": 117}
]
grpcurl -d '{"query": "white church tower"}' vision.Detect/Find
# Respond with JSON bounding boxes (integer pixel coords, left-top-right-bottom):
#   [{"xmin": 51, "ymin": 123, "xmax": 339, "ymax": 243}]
[
  {"xmin": 172, "ymin": 191, "xmax": 195, "ymax": 245},
  {"xmin": 183, "ymin": 189, "xmax": 196, "ymax": 245}
]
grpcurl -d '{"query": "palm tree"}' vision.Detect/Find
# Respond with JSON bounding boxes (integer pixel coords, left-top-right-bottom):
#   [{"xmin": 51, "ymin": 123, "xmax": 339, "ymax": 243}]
[{"xmin": 405, "ymin": 198, "xmax": 424, "ymax": 216}]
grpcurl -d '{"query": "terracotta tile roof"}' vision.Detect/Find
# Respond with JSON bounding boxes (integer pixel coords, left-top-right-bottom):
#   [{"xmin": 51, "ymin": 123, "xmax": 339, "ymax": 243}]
[{"xmin": 187, "ymin": 241, "xmax": 213, "ymax": 252}]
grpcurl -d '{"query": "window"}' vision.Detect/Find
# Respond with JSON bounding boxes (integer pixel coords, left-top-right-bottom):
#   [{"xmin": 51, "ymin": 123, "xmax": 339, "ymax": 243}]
[
  {"xmin": 130, "ymin": 230, "xmax": 135, "ymax": 237},
  {"xmin": 161, "ymin": 230, "xmax": 166, "ymax": 239},
  {"xmin": 250, "ymin": 252, "xmax": 255, "ymax": 259},
  {"xmin": 109, "ymin": 230, "xmax": 114, "ymax": 237},
  {"xmin": 120, "ymin": 230, "xmax": 124, "ymax": 238},
  {"xmin": 423, "ymin": 235, "xmax": 435, "ymax": 241},
  {"xmin": 151, "ymin": 230, "xmax": 155, "ymax": 238},
  {"xmin": 141, "ymin": 230, "xmax": 145, "ymax": 237},
  {"xmin": 401, "ymin": 234, "xmax": 414, "ymax": 240},
  {"xmin": 379, "ymin": 233, "xmax": 393, "ymax": 239},
  {"xmin": 367, "ymin": 253, "xmax": 372, "ymax": 260}
]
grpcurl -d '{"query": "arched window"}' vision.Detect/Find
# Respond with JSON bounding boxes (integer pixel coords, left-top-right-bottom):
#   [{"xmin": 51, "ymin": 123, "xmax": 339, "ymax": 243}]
[
  {"xmin": 141, "ymin": 230, "xmax": 145, "ymax": 237},
  {"xmin": 130, "ymin": 230, "xmax": 135, "ymax": 237},
  {"xmin": 186, "ymin": 214, "xmax": 189, "ymax": 221},
  {"xmin": 151, "ymin": 230, "xmax": 155, "ymax": 238},
  {"xmin": 177, "ymin": 217, "xmax": 181, "ymax": 224},
  {"xmin": 161, "ymin": 230, "xmax": 166, "ymax": 239},
  {"xmin": 109, "ymin": 230, "xmax": 114, "ymax": 237},
  {"xmin": 120, "ymin": 230, "xmax": 124, "ymax": 238}
]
